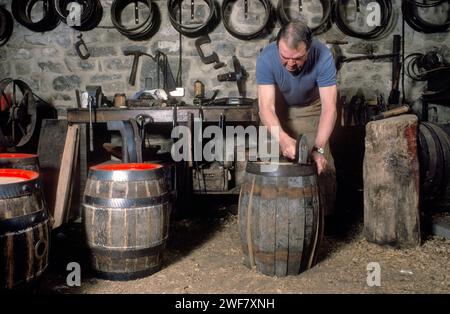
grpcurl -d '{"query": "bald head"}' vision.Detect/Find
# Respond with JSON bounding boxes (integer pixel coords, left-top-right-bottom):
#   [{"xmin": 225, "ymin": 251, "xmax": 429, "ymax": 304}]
[{"xmin": 276, "ymin": 19, "xmax": 313, "ymax": 50}]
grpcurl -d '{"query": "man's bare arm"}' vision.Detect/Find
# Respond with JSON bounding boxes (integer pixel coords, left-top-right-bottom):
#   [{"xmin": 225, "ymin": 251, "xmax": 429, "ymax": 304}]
[
  {"xmin": 315, "ymin": 85, "xmax": 337, "ymax": 149},
  {"xmin": 258, "ymin": 84, "xmax": 296, "ymax": 159},
  {"xmin": 311, "ymin": 84, "xmax": 337, "ymax": 174}
]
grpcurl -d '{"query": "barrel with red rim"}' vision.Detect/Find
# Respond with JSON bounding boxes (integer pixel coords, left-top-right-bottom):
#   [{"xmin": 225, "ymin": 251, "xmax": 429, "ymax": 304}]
[
  {"xmin": 82, "ymin": 162, "xmax": 170, "ymax": 280},
  {"xmin": 0, "ymin": 153, "xmax": 40, "ymax": 172},
  {"xmin": 0, "ymin": 168, "xmax": 50, "ymax": 290}
]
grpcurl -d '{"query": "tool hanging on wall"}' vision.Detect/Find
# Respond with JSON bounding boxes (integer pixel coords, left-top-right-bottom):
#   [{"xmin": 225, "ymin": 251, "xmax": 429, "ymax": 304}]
[
  {"xmin": 328, "ymin": 37, "xmax": 400, "ymax": 73},
  {"xmin": 195, "ymin": 35, "xmax": 226, "ymax": 69},
  {"xmin": 168, "ymin": 0, "xmax": 220, "ymax": 38},
  {"xmin": 111, "ymin": 0, "xmax": 161, "ymax": 40},
  {"xmin": 86, "ymin": 86, "xmax": 103, "ymax": 152},
  {"xmin": 74, "ymin": 34, "xmax": 91, "ymax": 60},
  {"xmin": 217, "ymin": 56, "xmax": 248, "ymax": 98},
  {"xmin": 11, "ymin": 0, "xmax": 60, "ymax": 32},
  {"xmin": 222, "ymin": 0, "xmax": 275, "ymax": 40},
  {"xmin": 334, "ymin": 0, "xmax": 394, "ymax": 39},
  {"xmin": 277, "ymin": 0, "xmax": 333, "ymax": 35},
  {"xmin": 54, "ymin": 0, "xmax": 103, "ymax": 31},
  {"xmin": 388, "ymin": 35, "xmax": 401, "ymax": 106},
  {"xmin": 402, "ymin": 0, "xmax": 450, "ymax": 33},
  {"xmin": 405, "ymin": 50, "xmax": 450, "ymax": 119},
  {"xmin": 124, "ymin": 51, "xmax": 154, "ymax": 86},
  {"xmin": 124, "ymin": 50, "xmax": 177, "ymax": 92},
  {"xmin": 0, "ymin": 6, "xmax": 13, "ymax": 47}
]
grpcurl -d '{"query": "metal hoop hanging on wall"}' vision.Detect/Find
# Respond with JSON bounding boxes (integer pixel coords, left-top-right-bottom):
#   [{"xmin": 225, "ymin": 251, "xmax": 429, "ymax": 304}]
[
  {"xmin": 0, "ymin": 6, "xmax": 13, "ymax": 47},
  {"xmin": 54, "ymin": 0, "xmax": 103, "ymax": 31},
  {"xmin": 402, "ymin": 0, "xmax": 450, "ymax": 33},
  {"xmin": 333, "ymin": 0, "xmax": 393, "ymax": 40},
  {"xmin": 111, "ymin": 0, "xmax": 161, "ymax": 40},
  {"xmin": 11, "ymin": 0, "xmax": 60, "ymax": 32},
  {"xmin": 222, "ymin": 0, "xmax": 275, "ymax": 40},
  {"xmin": 168, "ymin": 0, "xmax": 220, "ymax": 38},
  {"xmin": 277, "ymin": 0, "xmax": 333, "ymax": 35}
]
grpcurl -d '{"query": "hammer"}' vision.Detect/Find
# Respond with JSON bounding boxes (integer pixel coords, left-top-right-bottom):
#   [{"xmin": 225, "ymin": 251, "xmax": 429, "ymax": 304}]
[
  {"xmin": 294, "ymin": 134, "xmax": 309, "ymax": 164},
  {"xmin": 124, "ymin": 50, "xmax": 155, "ymax": 86}
]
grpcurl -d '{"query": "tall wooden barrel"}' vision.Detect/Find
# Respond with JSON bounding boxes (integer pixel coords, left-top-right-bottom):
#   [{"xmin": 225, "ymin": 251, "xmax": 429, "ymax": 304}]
[
  {"xmin": 418, "ymin": 122, "xmax": 450, "ymax": 209},
  {"xmin": 0, "ymin": 169, "xmax": 50, "ymax": 290},
  {"xmin": 238, "ymin": 161, "xmax": 323, "ymax": 277},
  {"xmin": 82, "ymin": 163, "xmax": 171, "ymax": 280},
  {"xmin": 0, "ymin": 153, "xmax": 40, "ymax": 172}
]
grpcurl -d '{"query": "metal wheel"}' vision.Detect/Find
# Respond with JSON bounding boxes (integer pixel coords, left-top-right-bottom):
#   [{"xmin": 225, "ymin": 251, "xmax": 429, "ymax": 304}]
[{"xmin": 0, "ymin": 79, "xmax": 37, "ymax": 148}]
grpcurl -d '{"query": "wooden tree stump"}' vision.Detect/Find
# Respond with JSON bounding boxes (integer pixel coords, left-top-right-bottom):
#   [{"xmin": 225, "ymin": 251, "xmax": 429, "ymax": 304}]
[{"xmin": 363, "ymin": 114, "xmax": 421, "ymax": 248}]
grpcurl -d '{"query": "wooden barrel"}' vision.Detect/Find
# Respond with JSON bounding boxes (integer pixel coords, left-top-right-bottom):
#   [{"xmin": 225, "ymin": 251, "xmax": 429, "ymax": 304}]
[
  {"xmin": 0, "ymin": 169, "xmax": 50, "ymax": 290},
  {"xmin": 238, "ymin": 161, "xmax": 323, "ymax": 277},
  {"xmin": 82, "ymin": 163, "xmax": 171, "ymax": 280},
  {"xmin": 418, "ymin": 122, "xmax": 450, "ymax": 208},
  {"xmin": 0, "ymin": 153, "xmax": 40, "ymax": 172}
]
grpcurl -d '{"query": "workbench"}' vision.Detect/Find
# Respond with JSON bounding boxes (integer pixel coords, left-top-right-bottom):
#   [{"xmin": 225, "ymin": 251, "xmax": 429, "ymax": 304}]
[
  {"xmin": 67, "ymin": 105, "xmax": 259, "ymax": 124},
  {"xmin": 66, "ymin": 105, "xmax": 259, "ymax": 210}
]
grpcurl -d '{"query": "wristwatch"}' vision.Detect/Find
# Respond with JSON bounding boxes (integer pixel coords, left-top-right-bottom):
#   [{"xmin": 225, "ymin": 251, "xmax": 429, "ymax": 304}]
[{"xmin": 312, "ymin": 146, "xmax": 325, "ymax": 155}]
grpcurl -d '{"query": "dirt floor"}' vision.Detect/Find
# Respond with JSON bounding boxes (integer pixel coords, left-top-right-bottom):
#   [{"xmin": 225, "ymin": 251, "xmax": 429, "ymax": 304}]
[{"xmin": 38, "ymin": 198, "xmax": 449, "ymax": 295}]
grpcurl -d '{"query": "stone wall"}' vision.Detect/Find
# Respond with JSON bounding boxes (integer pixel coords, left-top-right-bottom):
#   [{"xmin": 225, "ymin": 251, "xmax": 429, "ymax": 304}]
[{"xmin": 0, "ymin": 0, "xmax": 449, "ymax": 119}]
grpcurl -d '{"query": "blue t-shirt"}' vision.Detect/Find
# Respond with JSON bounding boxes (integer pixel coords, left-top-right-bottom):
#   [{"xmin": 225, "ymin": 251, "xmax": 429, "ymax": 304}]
[{"xmin": 256, "ymin": 39, "xmax": 336, "ymax": 106}]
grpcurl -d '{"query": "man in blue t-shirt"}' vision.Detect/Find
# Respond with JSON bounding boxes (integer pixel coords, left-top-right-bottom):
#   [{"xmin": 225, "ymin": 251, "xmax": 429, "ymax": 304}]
[
  {"xmin": 256, "ymin": 19, "xmax": 337, "ymax": 175},
  {"xmin": 256, "ymin": 19, "xmax": 337, "ymax": 216}
]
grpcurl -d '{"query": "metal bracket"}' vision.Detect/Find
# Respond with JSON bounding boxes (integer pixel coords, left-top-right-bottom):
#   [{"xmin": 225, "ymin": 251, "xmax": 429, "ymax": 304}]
[{"xmin": 195, "ymin": 35, "xmax": 226, "ymax": 69}]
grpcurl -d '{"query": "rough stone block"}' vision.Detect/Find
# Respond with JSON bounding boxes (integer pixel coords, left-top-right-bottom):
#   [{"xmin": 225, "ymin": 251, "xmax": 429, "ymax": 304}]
[
  {"xmin": 90, "ymin": 74, "xmax": 122, "ymax": 83},
  {"xmin": 53, "ymin": 75, "xmax": 81, "ymax": 91},
  {"xmin": 38, "ymin": 62, "xmax": 64, "ymax": 74}
]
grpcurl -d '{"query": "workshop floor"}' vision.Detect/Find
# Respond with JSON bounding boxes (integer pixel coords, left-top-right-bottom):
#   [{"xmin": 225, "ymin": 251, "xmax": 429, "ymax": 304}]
[{"xmin": 38, "ymin": 199, "xmax": 449, "ymax": 294}]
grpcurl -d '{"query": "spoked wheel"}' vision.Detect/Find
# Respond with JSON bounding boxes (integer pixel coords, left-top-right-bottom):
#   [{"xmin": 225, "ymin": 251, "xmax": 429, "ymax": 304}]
[{"xmin": 0, "ymin": 79, "xmax": 37, "ymax": 148}]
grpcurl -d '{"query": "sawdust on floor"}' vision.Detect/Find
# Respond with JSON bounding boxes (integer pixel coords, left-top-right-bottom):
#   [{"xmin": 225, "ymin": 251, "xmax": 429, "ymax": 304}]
[{"xmin": 39, "ymin": 208, "xmax": 449, "ymax": 294}]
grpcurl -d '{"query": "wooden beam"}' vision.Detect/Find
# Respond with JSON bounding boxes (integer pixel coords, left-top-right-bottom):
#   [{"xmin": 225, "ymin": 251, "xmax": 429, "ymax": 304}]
[{"xmin": 66, "ymin": 106, "xmax": 259, "ymax": 124}]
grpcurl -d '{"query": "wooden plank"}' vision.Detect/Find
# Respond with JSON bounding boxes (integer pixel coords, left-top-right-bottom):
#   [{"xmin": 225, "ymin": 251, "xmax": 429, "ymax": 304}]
[
  {"xmin": 66, "ymin": 106, "xmax": 258, "ymax": 123},
  {"xmin": 52, "ymin": 124, "xmax": 80, "ymax": 229},
  {"xmin": 287, "ymin": 176, "xmax": 305, "ymax": 275},
  {"xmin": 37, "ymin": 119, "xmax": 68, "ymax": 216},
  {"xmin": 65, "ymin": 124, "xmax": 81, "ymax": 223},
  {"xmin": 257, "ymin": 176, "xmax": 276, "ymax": 276},
  {"xmin": 275, "ymin": 177, "xmax": 289, "ymax": 277}
]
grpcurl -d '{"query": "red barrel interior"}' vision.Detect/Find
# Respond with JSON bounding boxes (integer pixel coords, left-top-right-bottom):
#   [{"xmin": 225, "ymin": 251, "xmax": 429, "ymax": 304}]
[
  {"xmin": 0, "ymin": 168, "xmax": 39, "ymax": 181},
  {"xmin": 0, "ymin": 153, "xmax": 38, "ymax": 159},
  {"xmin": 91, "ymin": 163, "xmax": 162, "ymax": 171}
]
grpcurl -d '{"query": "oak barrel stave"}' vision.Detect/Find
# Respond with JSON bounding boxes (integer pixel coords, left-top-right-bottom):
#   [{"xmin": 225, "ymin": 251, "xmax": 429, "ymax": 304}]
[
  {"xmin": 238, "ymin": 162, "xmax": 322, "ymax": 277},
  {"xmin": 82, "ymin": 163, "xmax": 170, "ymax": 280}
]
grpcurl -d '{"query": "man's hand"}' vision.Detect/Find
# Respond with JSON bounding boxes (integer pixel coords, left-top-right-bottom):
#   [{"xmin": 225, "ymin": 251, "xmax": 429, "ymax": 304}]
[
  {"xmin": 311, "ymin": 151, "xmax": 327, "ymax": 175},
  {"xmin": 279, "ymin": 133, "xmax": 297, "ymax": 160}
]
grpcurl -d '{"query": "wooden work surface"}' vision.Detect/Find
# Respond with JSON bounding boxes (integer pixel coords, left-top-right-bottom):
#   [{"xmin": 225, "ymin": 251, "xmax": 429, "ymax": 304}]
[{"xmin": 67, "ymin": 105, "xmax": 259, "ymax": 124}]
